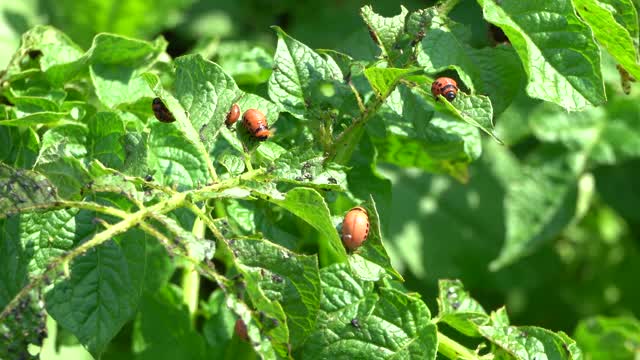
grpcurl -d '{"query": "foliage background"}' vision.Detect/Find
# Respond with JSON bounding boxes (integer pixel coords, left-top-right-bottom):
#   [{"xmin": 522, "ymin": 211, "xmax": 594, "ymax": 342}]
[{"xmin": 1, "ymin": 0, "xmax": 639, "ymax": 358}]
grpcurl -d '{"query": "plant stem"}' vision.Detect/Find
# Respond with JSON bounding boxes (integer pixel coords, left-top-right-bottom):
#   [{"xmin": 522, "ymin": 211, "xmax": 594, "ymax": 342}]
[
  {"xmin": 437, "ymin": 0, "xmax": 462, "ymax": 16},
  {"xmin": 244, "ymin": 152, "xmax": 254, "ymax": 171},
  {"xmin": 0, "ymin": 169, "xmax": 266, "ymax": 320},
  {"xmin": 349, "ymin": 81, "xmax": 366, "ymax": 113},
  {"xmin": 325, "ymin": 95, "xmax": 385, "ymax": 165},
  {"xmin": 437, "ymin": 332, "xmax": 480, "ymax": 360},
  {"xmin": 182, "ymin": 214, "xmax": 205, "ymax": 324},
  {"xmin": 0, "ymin": 192, "xmax": 186, "ymax": 320}
]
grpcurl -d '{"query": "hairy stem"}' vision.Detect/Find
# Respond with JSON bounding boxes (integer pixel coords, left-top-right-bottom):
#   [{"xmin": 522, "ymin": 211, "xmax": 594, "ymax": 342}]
[
  {"xmin": 325, "ymin": 95, "xmax": 385, "ymax": 165},
  {"xmin": 1, "ymin": 169, "xmax": 265, "ymax": 320},
  {"xmin": 182, "ymin": 214, "xmax": 205, "ymax": 324},
  {"xmin": 437, "ymin": 332, "xmax": 480, "ymax": 360},
  {"xmin": 437, "ymin": 0, "xmax": 462, "ymax": 16}
]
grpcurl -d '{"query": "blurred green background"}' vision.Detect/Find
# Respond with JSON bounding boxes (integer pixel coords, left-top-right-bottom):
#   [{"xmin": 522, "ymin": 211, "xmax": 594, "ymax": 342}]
[{"xmin": 2, "ymin": 0, "xmax": 639, "ymax": 357}]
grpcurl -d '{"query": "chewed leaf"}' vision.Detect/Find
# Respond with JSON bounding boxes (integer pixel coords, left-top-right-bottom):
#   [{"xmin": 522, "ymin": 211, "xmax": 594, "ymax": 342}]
[{"xmin": 0, "ymin": 163, "xmax": 57, "ymax": 218}]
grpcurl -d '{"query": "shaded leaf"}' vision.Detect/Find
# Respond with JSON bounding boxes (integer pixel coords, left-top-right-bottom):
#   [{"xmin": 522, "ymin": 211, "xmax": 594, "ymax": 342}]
[{"xmin": 574, "ymin": 316, "xmax": 640, "ymax": 360}]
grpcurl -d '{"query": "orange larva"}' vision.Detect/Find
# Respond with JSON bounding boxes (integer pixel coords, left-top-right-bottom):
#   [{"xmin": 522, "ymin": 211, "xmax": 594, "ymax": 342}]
[
  {"xmin": 431, "ymin": 77, "xmax": 459, "ymax": 101},
  {"xmin": 242, "ymin": 108, "xmax": 271, "ymax": 141},
  {"xmin": 341, "ymin": 206, "xmax": 370, "ymax": 250},
  {"xmin": 226, "ymin": 103, "xmax": 240, "ymax": 127}
]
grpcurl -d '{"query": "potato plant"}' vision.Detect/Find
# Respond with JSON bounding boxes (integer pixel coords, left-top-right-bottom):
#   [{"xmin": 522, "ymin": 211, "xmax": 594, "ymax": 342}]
[{"xmin": 1, "ymin": 0, "xmax": 640, "ymax": 359}]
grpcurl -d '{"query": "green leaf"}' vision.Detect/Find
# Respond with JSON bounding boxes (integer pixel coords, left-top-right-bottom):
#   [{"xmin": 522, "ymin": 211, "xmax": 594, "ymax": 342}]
[
  {"xmin": 360, "ymin": 5, "xmax": 409, "ymax": 62},
  {"xmin": 89, "ymin": 34, "xmax": 166, "ymax": 108},
  {"xmin": 6, "ymin": 88, "xmax": 63, "ymax": 113},
  {"xmin": 477, "ymin": 0, "xmax": 606, "ymax": 110},
  {"xmin": 133, "ymin": 285, "xmax": 207, "ymax": 360},
  {"xmin": 0, "ymin": 126, "xmax": 39, "ymax": 168},
  {"xmin": 229, "ymin": 238, "xmax": 321, "ymax": 347},
  {"xmin": 467, "ymin": 46, "xmax": 526, "ymax": 116},
  {"xmin": 301, "ymin": 264, "xmax": 438, "ymax": 359},
  {"xmin": 574, "ymin": 0, "xmax": 640, "ymax": 80},
  {"xmin": 16, "ymin": 209, "xmax": 89, "ymax": 273},
  {"xmin": 479, "ymin": 309, "xmax": 583, "ymax": 360},
  {"xmin": 34, "ymin": 124, "xmax": 91, "ymax": 199},
  {"xmin": 574, "ymin": 316, "xmax": 640, "ymax": 360},
  {"xmin": 370, "ymin": 85, "xmax": 481, "ymax": 181},
  {"xmin": 147, "ymin": 120, "xmax": 212, "ymax": 190},
  {"xmin": 0, "ymin": 163, "xmax": 59, "ymax": 217},
  {"xmin": 418, "ymin": 15, "xmax": 480, "ymax": 93},
  {"xmin": 0, "ymin": 111, "xmax": 73, "ymax": 127},
  {"xmin": 437, "ymin": 90, "xmax": 500, "ymax": 142},
  {"xmin": 489, "ymin": 144, "xmax": 580, "ymax": 270},
  {"xmin": 529, "ymin": 97, "xmax": 640, "ymax": 166},
  {"xmin": 143, "ymin": 72, "xmax": 215, "ymax": 185},
  {"xmin": 87, "ymin": 112, "xmax": 126, "ymax": 169},
  {"xmin": 202, "ymin": 290, "xmax": 235, "ymax": 354},
  {"xmin": 46, "ymin": 232, "xmax": 147, "ymax": 357},
  {"xmin": 418, "ymin": 26, "xmax": 526, "ymax": 116},
  {"xmin": 0, "ymin": 0, "xmax": 41, "ymax": 70},
  {"xmin": 596, "ymin": 0, "xmax": 639, "ymax": 42},
  {"xmin": 0, "ymin": 216, "xmax": 29, "ymax": 308},
  {"xmin": 42, "ymin": 0, "xmax": 195, "ymax": 48},
  {"xmin": 2, "ymin": 25, "xmax": 84, "ymax": 81},
  {"xmin": 174, "ymin": 54, "xmax": 240, "ymax": 147},
  {"xmin": 363, "ymin": 67, "xmax": 419, "ymax": 97},
  {"xmin": 218, "ymin": 151, "xmax": 245, "ymax": 177},
  {"xmin": 437, "ymin": 279, "xmax": 488, "ymax": 337},
  {"xmin": 268, "ymin": 26, "xmax": 344, "ymax": 118},
  {"xmin": 269, "ymin": 151, "xmax": 348, "ymax": 192},
  {"xmin": 253, "ymin": 187, "xmax": 348, "ymax": 262}
]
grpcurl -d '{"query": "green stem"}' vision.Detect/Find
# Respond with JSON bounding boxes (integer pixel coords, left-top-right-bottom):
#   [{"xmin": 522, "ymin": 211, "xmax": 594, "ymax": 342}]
[
  {"xmin": 243, "ymin": 152, "xmax": 254, "ymax": 171},
  {"xmin": 1, "ymin": 192, "xmax": 187, "ymax": 320},
  {"xmin": 437, "ymin": 332, "xmax": 480, "ymax": 360},
  {"xmin": 325, "ymin": 96, "xmax": 385, "ymax": 165},
  {"xmin": 1, "ymin": 169, "xmax": 266, "ymax": 321},
  {"xmin": 437, "ymin": 0, "xmax": 462, "ymax": 16},
  {"xmin": 182, "ymin": 213, "xmax": 205, "ymax": 324},
  {"xmin": 183, "ymin": 201, "xmax": 226, "ymax": 242},
  {"xmin": 349, "ymin": 81, "xmax": 366, "ymax": 113}
]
